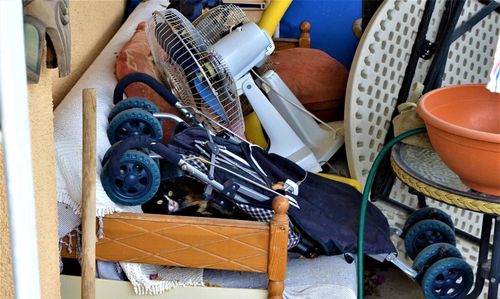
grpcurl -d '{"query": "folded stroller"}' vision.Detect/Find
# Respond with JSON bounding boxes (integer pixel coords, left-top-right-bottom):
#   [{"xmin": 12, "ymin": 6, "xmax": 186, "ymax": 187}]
[
  {"xmin": 104, "ymin": 73, "xmax": 476, "ymax": 299},
  {"xmin": 102, "ymin": 72, "xmax": 395, "ymax": 257}
]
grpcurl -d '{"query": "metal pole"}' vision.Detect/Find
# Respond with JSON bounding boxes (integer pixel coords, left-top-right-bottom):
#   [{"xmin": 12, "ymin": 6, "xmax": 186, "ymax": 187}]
[{"xmin": 0, "ymin": 1, "xmax": 42, "ymax": 299}]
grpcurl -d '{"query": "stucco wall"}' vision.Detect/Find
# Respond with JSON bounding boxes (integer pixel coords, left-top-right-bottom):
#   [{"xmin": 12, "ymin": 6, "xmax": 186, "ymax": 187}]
[
  {"xmin": 0, "ymin": 48, "xmax": 60, "ymax": 299},
  {"xmin": 52, "ymin": 0, "xmax": 127, "ymax": 107},
  {"xmin": 0, "ymin": 1, "xmax": 126, "ymax": 298},
  {"xmin": 0, "ymin": 150, "xmax": 14, "ymax": 299},
  {"xmin": 30, "ymin": 54, "xmax": 60, "ymax": 299}
]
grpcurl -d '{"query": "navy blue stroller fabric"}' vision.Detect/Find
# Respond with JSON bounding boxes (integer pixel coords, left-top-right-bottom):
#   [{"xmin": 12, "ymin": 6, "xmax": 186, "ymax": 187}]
[
  {"xmin": 168, "ymin": 126, "xmax": 396, "ymax": 256},
  {"xmin": 246, "ymin": 145, "xmax": 396, "ymax": 256}
]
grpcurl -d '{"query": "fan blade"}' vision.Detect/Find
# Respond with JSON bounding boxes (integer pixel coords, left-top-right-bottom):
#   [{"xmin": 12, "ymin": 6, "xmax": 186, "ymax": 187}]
[{"xmin": 192, "ymin": 74, "xmax": 228, "ymax": 122}]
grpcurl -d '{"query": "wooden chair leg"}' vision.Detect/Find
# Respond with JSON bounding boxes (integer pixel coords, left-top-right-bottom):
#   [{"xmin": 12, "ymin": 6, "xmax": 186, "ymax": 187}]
[{"xmin": 267, "ymin": 196, "xmax": 289, "ymax": 299}]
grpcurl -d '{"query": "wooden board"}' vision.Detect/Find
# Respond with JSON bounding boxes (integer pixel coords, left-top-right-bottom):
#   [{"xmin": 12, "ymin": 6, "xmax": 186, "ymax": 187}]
[{"xmin": 63, "ymin": 213, "xmax": 271, "ymax": 273}]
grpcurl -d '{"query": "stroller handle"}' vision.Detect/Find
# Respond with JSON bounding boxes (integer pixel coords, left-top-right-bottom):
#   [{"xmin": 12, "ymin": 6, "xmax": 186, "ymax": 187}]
[
  {"xmin": 113, "ymin": 72, "xmax": 180, "ymax": 107},
  {"xmin": 107, "ymin": 135, "xmax": 182, "ymax": 178}
]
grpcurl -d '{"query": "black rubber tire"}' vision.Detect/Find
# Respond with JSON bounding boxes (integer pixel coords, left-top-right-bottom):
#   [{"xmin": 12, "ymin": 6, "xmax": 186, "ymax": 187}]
[
  {"xmin": 101, "ymin": 141, "xmax": 122, "ymax": 167},
  {"xmin": 403, "ymin": 207, "xmax": 455, "ymax": 238},
  {"xmin": 405, "ymin": 219, "xmax": 456, "ymax": 260},
  {"xmin": 108, "ymin": 97, "xmax": 160, "ymax": 121},
  {"xmin": 413, "ymin": 243, "xmax": 462, "ymax": 282},
  {"xmin": 101, "ymin": 150, "xmax": 160, "ymax": 206},
  {"xmin": 421, "ymin": 257, "xmax": 473, "ymax": 299},
  {"xmin": 107, "ymin": 108, "xmax": 163, "ymax": 144}
]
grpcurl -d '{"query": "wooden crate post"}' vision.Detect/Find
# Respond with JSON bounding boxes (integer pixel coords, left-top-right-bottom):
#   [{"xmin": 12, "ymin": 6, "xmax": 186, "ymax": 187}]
[
  {"xmin": 81, "ymin": 88, "xmax": 96, "ymax": 299},
  {"xmin": 267, "ymin": 196, "xmax": 289, "ymax": 299}
]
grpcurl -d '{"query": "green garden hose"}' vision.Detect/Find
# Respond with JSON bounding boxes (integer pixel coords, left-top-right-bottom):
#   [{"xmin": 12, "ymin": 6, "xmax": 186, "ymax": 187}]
[{"xmin": 357, "ymin": 127, "xmax": 427, "ymax": 298}]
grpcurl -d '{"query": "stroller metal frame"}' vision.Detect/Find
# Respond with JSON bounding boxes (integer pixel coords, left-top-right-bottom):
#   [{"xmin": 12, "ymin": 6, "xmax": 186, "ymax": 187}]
[{"xmin": 109, "ymin": 73, "xmax": 302, "ymax": 206}]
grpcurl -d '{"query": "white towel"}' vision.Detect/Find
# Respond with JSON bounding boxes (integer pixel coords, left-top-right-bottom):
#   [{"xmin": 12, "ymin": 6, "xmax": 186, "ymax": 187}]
[{"xmin": 54, "ymin": 0, "xmax": 203, "ymax": 294}]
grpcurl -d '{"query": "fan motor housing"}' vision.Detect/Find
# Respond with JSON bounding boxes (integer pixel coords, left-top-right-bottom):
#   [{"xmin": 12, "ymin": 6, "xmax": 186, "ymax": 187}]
[{"xmin": 210, "ymin": 22, "xmax": 274, "ymax": 80}]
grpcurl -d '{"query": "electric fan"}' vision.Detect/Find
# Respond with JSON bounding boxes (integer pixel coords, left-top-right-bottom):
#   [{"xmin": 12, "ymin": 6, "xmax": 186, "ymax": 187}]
[
  {"xmin": 148, "ymin": 9, "xmax": 244, "ymax": 137},
  {"xmin": 147, "ymin": 8, "xmax": 322, "ymax": 172},
  {"xmin": 194, "ymin": 5, "xmax": 343, "ymax": 165}
]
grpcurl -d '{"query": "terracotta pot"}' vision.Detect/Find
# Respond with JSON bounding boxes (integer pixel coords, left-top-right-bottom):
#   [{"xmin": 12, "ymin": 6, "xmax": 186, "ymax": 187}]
[{"xmin": 417, "ymin": 84, "xmax": 500, "ymax": 196}]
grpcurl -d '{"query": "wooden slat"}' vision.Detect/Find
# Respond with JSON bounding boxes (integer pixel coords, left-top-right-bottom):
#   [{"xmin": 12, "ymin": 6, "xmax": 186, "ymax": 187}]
[
  {"xmin": 106, "ymin": 212, "xmax": 269, "ymax": 229},
  {"xmin": 81, "ymin": 88, "xmax": 96, "ymax": 299},
  {"xmin": 274, "ymin": 39, "xmax": 300, "ymax": 51}
]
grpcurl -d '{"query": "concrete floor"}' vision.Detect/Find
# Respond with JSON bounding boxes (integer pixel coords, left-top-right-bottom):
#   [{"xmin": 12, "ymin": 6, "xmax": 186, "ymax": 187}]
[{"xmin": 365, "ymin": 259, "xmax": 424, "ymax": 299}]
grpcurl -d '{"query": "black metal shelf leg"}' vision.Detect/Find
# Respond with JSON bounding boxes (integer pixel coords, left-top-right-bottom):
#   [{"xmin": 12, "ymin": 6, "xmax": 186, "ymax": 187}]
[{"xmin": 466, "ymin": 214, "xmax": 492, "ymax": 299}]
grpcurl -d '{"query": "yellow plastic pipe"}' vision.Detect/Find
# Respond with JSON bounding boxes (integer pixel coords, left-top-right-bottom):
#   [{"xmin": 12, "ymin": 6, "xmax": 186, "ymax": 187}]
[
  {"xmin": 258, "ymin": 0, "xmax": 293, "ymax": 36},
  {"xmin": 317, "ymin": 173, "xmax": 363, "ymax": 193},
  {"xmin": 244, "ymin": 112, "xmax": 268, "ymax": 148}
]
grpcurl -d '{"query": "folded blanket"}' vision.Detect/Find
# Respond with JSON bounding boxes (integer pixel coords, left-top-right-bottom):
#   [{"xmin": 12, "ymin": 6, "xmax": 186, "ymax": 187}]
[{"xmin": 55, "ymin": 0, "xmax": 203, "ymax": 294}]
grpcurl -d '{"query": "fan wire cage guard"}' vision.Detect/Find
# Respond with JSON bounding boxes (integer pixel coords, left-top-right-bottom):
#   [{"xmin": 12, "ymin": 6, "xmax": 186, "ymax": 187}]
[
  {"xmin": 193, "ymin": 4, "xmax": 276, "ymax": 116},
  {"xmin": 194, "ymin": 5, "xmax": 275, "ymax": 73},
  {"xmin": 147, "ymin": 9, "xmax": 245, "ymax": 137},
  {"xmin": 193, "ymin": 4, "xmax": 250, "ymax": 46}
]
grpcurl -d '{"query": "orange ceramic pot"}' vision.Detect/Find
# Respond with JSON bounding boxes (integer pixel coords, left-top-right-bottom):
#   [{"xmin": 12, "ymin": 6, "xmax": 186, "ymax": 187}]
[{"xmin": 417, "ymin": 84, "xmax": 500, "ymax": 196}]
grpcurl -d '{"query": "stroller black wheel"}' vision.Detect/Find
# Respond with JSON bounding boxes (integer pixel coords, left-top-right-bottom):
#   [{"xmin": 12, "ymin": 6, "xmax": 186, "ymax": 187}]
[
  {"xmin": 421, "ymin": 257, "xmax": 473, "ymax": 299},
  {"xmin": 102, "ymin": 141, "xmax": 159, "ymax": 168},
  {"xmin": 102, "ymin": 140, "xmax": 122, "ymax": 167},
  {"xmin": 108, "ymin": 97, "xmax": 160, "ymax": 121},
  {"xmin": 403, "ymin": 207, "xmax": 454, "ymax": 238},
  {"xmin": 405, "ymin": 219, "xmax": 456, "ymax": 260},
  {"xmin": 107, "ymin": 108, "xmax": 163, "ymax": 144},
  {"xmin": 412, "ymin": 243, "xmax": 462, "ymax": 282},
  {"xmin": 101, "ymin": 150, "xmax": 160, "ymax": 206}
]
